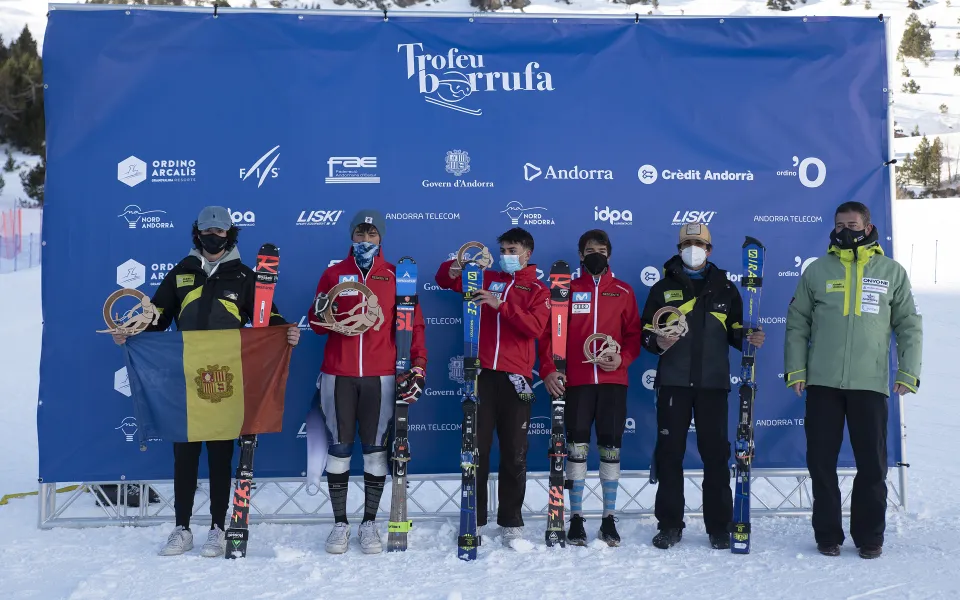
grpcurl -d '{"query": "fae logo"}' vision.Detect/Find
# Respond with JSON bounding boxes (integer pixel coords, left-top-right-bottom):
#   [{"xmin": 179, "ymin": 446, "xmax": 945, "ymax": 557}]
[
  {"xmin": 397, "ymin": 43, "xmax": 554, "ymax": 117},
  {"xmin": 114, "ymin": 367, "xmax": 131, "ymax": 397},
  {"xmin": 240, "ymin": 145, "xmax": 280, "ymax": 188},
  {"xmin": 297, "ymin": 210, "xmax": 343, "ymax": 226},
  {"xmin": 637, "ymin": 164, "xmax": 658, "ymax": 185},
  {"xmin": 118, "ymin": 205, "xmax": 173, "ymax": 230},
  {"xmin": 595, "ymin": 206, "xmax": 632, "ymax": 225},
  {"xmin": 672, "ymin": 211, "xmax": 716, "ymax": 226},
  {"xmin": 501, "ymin": 201, "xmax": 554, "ymax": 226},
  {"xmin": 640, "ymin": 266, "xmax": 661, "ymax": 287},
  {"xmin": 777, "ymin": 156, "xmax": 827, "ymax": 189},
  {"xmin": 117, "ymin": 259, "xmax": 146, "ymax": 289},
  {"xmin": 118, "ymin": 156, "xmax": 147, "ymax": 187},
  {"xmin": 524, "ymin": 162, "xmax": 613, "ymax": 181},
  {"xmin": 228, "ymin": 208, "xmax": 256, "ymax": 228},
  {"xmin": 642, "ymin": 369, "xmax": 657, "ymax": 390},
  {"xmin": 326, "ymin": 157, "xmax": 378, "ymax": 184}
]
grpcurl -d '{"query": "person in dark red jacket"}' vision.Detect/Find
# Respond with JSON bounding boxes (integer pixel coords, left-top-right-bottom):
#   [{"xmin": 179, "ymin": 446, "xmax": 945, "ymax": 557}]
[
  {"xmin": 435, "ymin": 227, "xmax": 550, "ymax": 548},
  {"xmin": 538, "ymin": 229, "xmax": 643, "ymax": 547},
  {"xmin": 308, "ymin": 209, "xmax": 427, "ymax": 555}
]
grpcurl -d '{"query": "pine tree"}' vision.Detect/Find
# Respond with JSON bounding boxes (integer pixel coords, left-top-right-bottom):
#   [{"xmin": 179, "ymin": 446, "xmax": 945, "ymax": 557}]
[
  {"xmin": 898, "ymin": 153, "xmax": 913, "ymax": 186},
  {"xmin": 907, "ymin": 0, "xmax": 921, "ymax": 8},
  {"xmin": 899, "ymin": 14, "xmax": 935, "ymax": 62},
  {"xmin": 912, "ymin": 124, "xmax": 921, "ymax": 137},
  {"xmin": 913, "ymin": 136, "xmax": 932, "ymax": 188},
  {"xmin": 0, "ymin": 26, "xmax": 44, "ymax": 155},
  {"xmin": 767, "ymin": 0, "xmax": 797, "ymax": 10},
  {"xmin": 942, "ymin": 104, "xmax": 949, "ymax": 114},
  {"xmin": 931, "ymin": 137, "xmax": 944, "ymax": 189},
  {"xmin": 954, "ymin": 65, "xmax": 960, "ymax": 76},
  {"xmin": 865, "ymin": 0, "xmax": 872, "ymax": 7},
  {"xmin": 841, "ymin": 0, "xmax": 851, "ymax": 5},
  {"xmin": 901, "ymin": 79, "xmax": 921, "ymax": 93},
  {"xmin": 9, "ymin": 26, "xmax": 37, "ymax": 58},
  {"xmin": 0, "ymin": 35, "xmax": 8, "ymax": 67},
  {"xmin": 19, "ymin": 154, "xmax": 44, "ymax": 206},
  {"xmin": 3, "ymin": 150, "xmax": 14, "ymax": 172},
  {"xmin": 902, "ymin": 65, "xmax": 911, "ymax": 77}
]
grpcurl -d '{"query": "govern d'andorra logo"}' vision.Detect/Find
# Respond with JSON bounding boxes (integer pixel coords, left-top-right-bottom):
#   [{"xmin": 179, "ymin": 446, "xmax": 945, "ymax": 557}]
[{"xmin": 397, "ymin": 43, "xmax": 554, "ymax": 116}]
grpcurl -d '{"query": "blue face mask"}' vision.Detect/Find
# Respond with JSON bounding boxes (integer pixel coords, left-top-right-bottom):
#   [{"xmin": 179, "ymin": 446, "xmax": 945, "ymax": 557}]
[
  {"xmin": 352, "ymin": 241, "xmax": 379, "ymax": 269},
  {"xmin": 499, "ymin": 254, "xmax": 523, "ymax": 274}
]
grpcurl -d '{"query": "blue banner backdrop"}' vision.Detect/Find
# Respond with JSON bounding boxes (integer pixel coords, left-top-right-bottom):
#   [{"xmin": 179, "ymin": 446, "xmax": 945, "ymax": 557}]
[{"xmin": 39, "ymin": 8, "xmax": 895, "ymax": 482}]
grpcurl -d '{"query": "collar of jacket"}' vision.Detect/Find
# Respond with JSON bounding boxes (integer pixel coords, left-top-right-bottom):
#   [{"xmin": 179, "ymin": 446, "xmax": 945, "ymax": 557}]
[
  {"xmin": 185, "ymin": 246, "xmax": 242, "ymax": 275},
  {"xmin": 507, "ymin": 263, "xmax": 540, "ymax": 282},
  {"xmin": 828, "ymin": 241, "xmax": 883, "ymax": 264},
  {"xmin": 575, "ymin": 270, "xmax": 614, "ymax": 288},
  {"xmin": 664, "ymin": 255, "xmax": 720, "ymax": 280},
  {"xmin": 342, "ymin": 246, "xmax": 388, "ymax": 275}
]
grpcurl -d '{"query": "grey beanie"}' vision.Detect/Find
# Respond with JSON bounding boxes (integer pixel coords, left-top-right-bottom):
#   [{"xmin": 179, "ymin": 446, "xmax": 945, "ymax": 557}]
[{"xmin": 349, "ymin": 209, "xmax": 386, "ymax": 238}]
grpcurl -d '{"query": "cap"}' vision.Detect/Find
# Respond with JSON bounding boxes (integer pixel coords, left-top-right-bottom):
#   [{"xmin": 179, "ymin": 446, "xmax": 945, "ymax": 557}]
[
  {"xmin": 349, "ymin": 209, "xmax": 386, "ymax": 238},
  {"xmin": 679, "ymin": 222, "xmax": 711, "ymax": 246},
  {"xmin": 197, "ymin": 206, "xmax": 233, "ymax": 231}
]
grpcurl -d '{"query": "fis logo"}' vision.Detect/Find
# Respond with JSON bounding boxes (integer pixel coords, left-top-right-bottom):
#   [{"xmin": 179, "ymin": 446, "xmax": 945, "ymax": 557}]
[{"xmin": 240, "ymin": 145, "xmax": 280, "ymax": 188}]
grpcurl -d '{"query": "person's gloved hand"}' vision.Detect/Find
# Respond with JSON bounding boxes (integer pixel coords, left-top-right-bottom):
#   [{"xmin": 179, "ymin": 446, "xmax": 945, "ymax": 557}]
[{"xmin": 397, "ymin": 366, "xmax": 426, "ymax": 404}]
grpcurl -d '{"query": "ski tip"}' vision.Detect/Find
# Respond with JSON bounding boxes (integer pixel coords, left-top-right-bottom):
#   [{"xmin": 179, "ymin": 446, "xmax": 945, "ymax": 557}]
[
  {"xmin": 742, "ymin": 236, "xmax": 765, "ymax": 250},
  {"xmin": 550, "ymin": 260, "xmax": 570, "ymax": 270},
  {"xmin": 398, "ymin": 255, "xmax": 416, "ymax": 264}
]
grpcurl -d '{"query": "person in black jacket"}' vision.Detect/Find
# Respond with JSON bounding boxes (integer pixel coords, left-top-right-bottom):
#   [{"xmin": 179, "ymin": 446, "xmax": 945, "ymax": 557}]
[
  {"xmin": 640, "ymin": 222, "xmax": 764, "ymax": 550},
  {"xmin": 113, "ymin": 206, "xmax": 300, "ymax": 557}
]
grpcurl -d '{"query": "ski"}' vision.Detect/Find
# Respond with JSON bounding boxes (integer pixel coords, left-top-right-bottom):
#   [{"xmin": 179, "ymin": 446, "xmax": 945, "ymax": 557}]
[
  {"xmin": 458, "ymin": 259, "xmax": 484, "ymax": 561},
  {"xmin": 388, "ymin": 256, "xmax": 417, "ymax": 552},
  {"xmin": 225, "ymin": 243, "xmax": 278, "ymax": 559},
  {"xmin": 730, "ymin": 236, "xmax": 765, "ymax": 555},
  {"xmin": 546, "ymin": 260, "xmax": 571, "ymax": 548}
]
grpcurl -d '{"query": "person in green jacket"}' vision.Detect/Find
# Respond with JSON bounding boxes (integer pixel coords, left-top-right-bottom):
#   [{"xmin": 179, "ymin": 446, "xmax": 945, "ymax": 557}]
[{"xmin": 785, "ymin": 201, "xmax": 922, "ymax": 560}]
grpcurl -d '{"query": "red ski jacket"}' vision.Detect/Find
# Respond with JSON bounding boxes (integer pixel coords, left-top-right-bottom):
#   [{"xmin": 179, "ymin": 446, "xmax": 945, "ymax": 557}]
[
  {"xmin": 538, "ymin": 271, "xmax": 643, "ymax": 387},
  {"xmin": 435, "ymin": 260, "xmax": 550, "ymax": 380},
  {"xmin": 309, "ymin": 248, "xmax": 427, "ymax": 378}
]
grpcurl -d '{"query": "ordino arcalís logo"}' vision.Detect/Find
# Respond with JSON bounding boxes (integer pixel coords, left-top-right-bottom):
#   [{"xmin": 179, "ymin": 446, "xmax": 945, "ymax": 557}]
[
  {"xmin": 397, "ymin": 43, "xmax": 555, "ymax": 116},
  {"xmin": 117, "ymin": 156, "xmax": 198, "ymax": 187}
]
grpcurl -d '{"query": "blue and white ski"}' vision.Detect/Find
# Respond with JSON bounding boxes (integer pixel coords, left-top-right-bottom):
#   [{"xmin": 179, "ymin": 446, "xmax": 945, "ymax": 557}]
[
  {"xmin": 458, "ymin": 260, "xmax": 483, "ymax": 561},
  {"xmin": 731, "ymin": 236, "xmax": 765, "ymax": 554}
]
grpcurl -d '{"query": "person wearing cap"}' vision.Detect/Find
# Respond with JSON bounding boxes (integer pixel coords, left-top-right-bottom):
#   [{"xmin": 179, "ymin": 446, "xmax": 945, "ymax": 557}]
[
  {"xmin": 113, "ymin": 205, "xmax": 299, "ymax": 558},
  {"xmin": 639, "ymin": 221, "xmax": 764, "ymax": 550},
  {"xmin": 785, "ymin": 201, "xmax": 922, "ymax": 559},
  {"xmin": 307, "ymin": 209, "xmax": 428, "ymax": 555}
]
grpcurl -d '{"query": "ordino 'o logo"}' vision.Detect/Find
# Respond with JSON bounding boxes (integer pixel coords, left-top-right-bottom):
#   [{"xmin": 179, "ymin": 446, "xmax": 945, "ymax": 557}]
[{"xmin": 637, "ymin": 164, "xmax": 658, "ymax": 185}]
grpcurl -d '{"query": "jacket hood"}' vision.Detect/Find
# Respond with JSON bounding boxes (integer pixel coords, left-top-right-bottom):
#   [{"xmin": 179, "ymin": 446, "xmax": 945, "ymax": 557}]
[{"xmin": 187, "ymin": 246, "xmax": 241, "ymax": 275}]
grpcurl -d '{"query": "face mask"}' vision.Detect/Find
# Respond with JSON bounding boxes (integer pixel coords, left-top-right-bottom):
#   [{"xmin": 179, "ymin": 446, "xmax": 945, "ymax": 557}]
[
  {"xmin": 352, "ymin": 242, "xmax": 379, "ymax": 269},
  {"xmin": 681, "ymin": 246, "xmax": 706, "ymax": 269},
  {"xmin": 499, "ymin": 254, "xmax": 523, "ymax": 274},
  {"xmin": 582, "ymin": 252, "xmax": 608, "ymax": 276},
  {"xmin": 199, "ymin": 233, "xmax": 229, "ymax": 255},
  {"xmin": 830, "ymin": 227, "xmax": 868, "ymax": 249}
]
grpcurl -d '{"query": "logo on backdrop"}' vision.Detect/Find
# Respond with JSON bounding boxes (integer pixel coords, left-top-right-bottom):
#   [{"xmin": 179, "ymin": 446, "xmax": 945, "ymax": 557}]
[
  {"xmin": 524, "ymin": 162, "xmax": 612, "ymax": 181},
  {"xmin": 449, "ymin": 355, "xmax": 464, "ymax": 384},
  {"xmin": 446, "ymin": 149, "xmax": 470, "ymax": 176},
  {"xmin": 777, "ymin": 156, "xmax": 826, "ymax": 188},
  {"xmin": 501, "ymin": 201, "xmax": 555, "ymax": 226},
  {"xmin": 638, "ymin": 164, "xmax": 754, "ymax": 183},
  {"xmin": 640, "ymin": 266, "xmax": 661, "ymax": 287},
  {"xmin": 228, "ymin": 208, "xmax": 256, "ymax": 228},
  {"xmin": 296, "ymin": 210, "xmax": 344, "ymax": 226},
  {"xmin": 150, "ymin": 263, "xmax": 175, "ymax": 286},
  {"xmin": 117, "ymin": 259, "xmax": 146, "ymax": 289},
  {"xmin": 118, "ymin": 205, "xmax": 173, "ymax": 230},
  {"xmin": 397, "ymin": 43, "xmax": 555, "ymax": 116},
  {"xmin": 672, "ymin": 210, "xmax": 716, "ymax": 226},
  {"xmin": 594, "ymin": 206, "xmax": 632, "ymax": 225},
  {"xmin": 754, "ymin": 215, "xmax": 823, "ymax": 224},
  {"xmin": 116, "ymin": 417, "xmax": 138, "ymax": 442},
  {"xmin": 117, "ymin": 156, "xmax": 197, "ymax": 186},
  {"xmin": 425, "ymin": 317, "xmax": 462, "ymax": 326},
  {"xmin": 642, "ymin": 369, "xmax": 657, "ymax": 390},
  {"xmin": 527, "ymin": 415, "xmax": 551, "ymax": 436},
  {"xmin": 422, "ymin": 150, "xmax": 494, "ymax": 189},
  {"xmin": 240, "ymin": 145, "xmax": 280, "ymax": 188},
  {"xmin": 779, "ymin": 256, "xmax": 818, "ymax": 277},
  {"xmin": 114, "ymin": 367, "xmax": 131, "ymax": 397},
  {"xmin": 326, "ymin": 157, "xmax": 379, "ymax": 184}
]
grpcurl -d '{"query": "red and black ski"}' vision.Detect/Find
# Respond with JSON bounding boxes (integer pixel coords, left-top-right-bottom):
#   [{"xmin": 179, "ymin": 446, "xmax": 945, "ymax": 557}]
[{"xmin": 546, "ymin": 260, "xmax": 571, "ymax": 547}]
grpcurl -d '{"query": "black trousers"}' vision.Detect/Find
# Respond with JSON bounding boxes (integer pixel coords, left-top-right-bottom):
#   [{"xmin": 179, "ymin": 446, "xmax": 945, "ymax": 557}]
[
  {"xmin": 173, "ymin": 440, "xmax": 235, "ymax": 530},
  {"xmin": 653, "ymin": 386, "xmax": 731, "ymax": 536},
  {"xmin": 476, "ymin": 369, "xmax": 532, "ymax": 528},
  {"xmin": 805, "ymin": 385, "xmax": 889, "ymax": 547},
  {"xmin": 565, "ymin": 384, "xmax": 628, "ymax": 448}
]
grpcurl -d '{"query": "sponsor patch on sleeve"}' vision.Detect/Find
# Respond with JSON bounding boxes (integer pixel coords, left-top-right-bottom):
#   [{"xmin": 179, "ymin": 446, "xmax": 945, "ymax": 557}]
[
  {"xmin": 176, "ymin": 274, "xmax": 195, "ymax": 288},
  {"xmin": 664, "ymin": 290, "xmax": 683, "ymax": 303}
]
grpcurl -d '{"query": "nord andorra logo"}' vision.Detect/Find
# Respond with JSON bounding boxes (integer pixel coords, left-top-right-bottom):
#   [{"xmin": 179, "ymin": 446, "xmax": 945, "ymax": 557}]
[
  {"xmin": 397, "ymin": 43, "xmax": 555, "ymax": 116},
  {"xmin": 501, "ymin": 201, "xmax": 554, "ymax": 226},
  {"xmin": 118, "ymin": 205, "xmax": 173, "ymax": 230}
]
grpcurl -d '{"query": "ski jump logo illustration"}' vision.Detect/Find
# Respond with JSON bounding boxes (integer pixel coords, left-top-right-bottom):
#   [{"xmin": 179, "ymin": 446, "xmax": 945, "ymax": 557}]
[{"xmin": 398, "ymin": 43, "xmax": 556, "ymax": 116}]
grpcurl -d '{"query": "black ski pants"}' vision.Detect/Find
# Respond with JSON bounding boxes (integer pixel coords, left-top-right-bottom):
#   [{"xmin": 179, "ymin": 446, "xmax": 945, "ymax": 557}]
[
  {"xmin": 476, "ymin": 369, "xmax": 532, "ymax": 528},
  {"xmin": 805, "ymin": 385, "xmax": 889, "ymax": 548},
  {"xmin": 173, "ymin": 440, "xmax": 235, "ymax": 530},
  {"xmin": 653, "ymin": 386, "xmax": 731, "ymax": 537}
]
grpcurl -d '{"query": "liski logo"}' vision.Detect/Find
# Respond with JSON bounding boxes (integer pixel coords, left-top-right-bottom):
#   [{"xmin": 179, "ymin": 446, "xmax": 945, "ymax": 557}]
[
  {"xmin": 297, "ymin": 210, "xmax": 343, "ymax": 226},
  {"xmin": 595, "ymin": 206, "xmax": 632, "ymax": 225},
  {"xmin": 114, "ymin": 367, "xmax": 131, "ymax": 397},
  {"xmin": 449, "ymin": 355, "xmax": 464, "ymax": 385},
  {"xmin": 118, "ymin": 205, "xmax": 173, "ymax": 230},
  {"xmin": 446, "ymin": 149, "xmax": 470, "ymax": 176},
  {"xmin": 501, "ymin": 201, "xmax": 554, "ymax": 226},
  {"xmin": 672, "ymin": 211, "xmax": 716, "ymax": 226},
  {"xmin": 326, "ymin": 157, "xmax": 378, "ymax": 184},
  {"xmin": 240, "ymin": 145, "xmax": 280, "ymax": 188},
  {"xmin": 640, "ymin": 266, "xmax": 661, "ymax": 287},
  {"xmin": 117, "ymin": 259, "xmax": 146, "ymax": 289},
  {"xmin": 397, "ymin": 43, "xmax": 555, "ymax": 116},
  {"xmin": 116, "ymin": 417, "xmax": 138, "ymax": 442}
]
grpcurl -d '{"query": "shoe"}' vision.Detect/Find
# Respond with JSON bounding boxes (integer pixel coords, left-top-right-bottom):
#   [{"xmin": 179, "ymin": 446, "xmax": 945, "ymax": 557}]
[
  {"xmin": 358, "ymin": 520, "xmax": 383, "ymax": 554},
  {"xmin": 200, "ymin": 525, "xmax": 226, "ymax": 558},
  {"xmin": 598, "ymin": 515, "xmax": 621, "ymax": 547},
  {"xmin": 501, "ymin": 526, "xmax": 523, "ymax": 548},
  {"xmin": 858, "ymin": 544, "xmax": 882, "ymax": 559},
  {"xmin": 709, "ymin": 534, "xmax": 730, "ymax": 550},
  {"xmin": 652, "ymin": 528, "xmax": 682, "ymax": 550},
  {"xmin": 817, "ymin": 543, "xmax": 841, "ymax": 557},
  {"xmin": 325, "ymin": 522, "xmax": 351, "ymax": 554},
  {"xmin": 567, "ymin": 515, "xmax": 587, "ymax": 546},
  {"xmin": 158, "ymin": 526, "xmax": 193, "ymax": 556}
]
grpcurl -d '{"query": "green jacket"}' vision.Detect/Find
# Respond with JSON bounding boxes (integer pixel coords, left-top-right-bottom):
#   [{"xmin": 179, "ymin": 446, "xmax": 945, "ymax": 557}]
[{"xmin": 784, "ymin": 242, "xmax": 922, "ymax": 397}]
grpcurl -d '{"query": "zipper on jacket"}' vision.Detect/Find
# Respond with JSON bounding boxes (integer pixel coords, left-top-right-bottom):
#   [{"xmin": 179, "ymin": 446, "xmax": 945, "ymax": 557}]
[
  {"xmin": 356, "ymin": 256, "xmax": 371, "ymax": 378},
  {"xmin": 492, "ymin": 276, "xmax": 516, "ymax": 370},
  {"xmin": 592, "ymin": 277, "xmax": 600, "ymax": 384}
]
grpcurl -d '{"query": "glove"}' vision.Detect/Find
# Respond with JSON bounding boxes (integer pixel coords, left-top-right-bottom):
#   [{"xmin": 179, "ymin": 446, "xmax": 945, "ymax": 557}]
[
  {"xmin": 313, "ymin": 292, "xmax": 332, "ymax": 321},
  {"xmin": 397, "ymin": 366, "xmax": 426, "ymax": 404}
]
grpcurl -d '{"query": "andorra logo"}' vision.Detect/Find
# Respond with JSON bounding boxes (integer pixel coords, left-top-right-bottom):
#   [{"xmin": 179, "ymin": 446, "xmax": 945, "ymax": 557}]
[
  {"xmin": 397, "ymin": 43, "xmax": 555, "ymax": 116},
  {"xmin": 195, "ymin": 365, "xmax": 234, "ymax": 403}
]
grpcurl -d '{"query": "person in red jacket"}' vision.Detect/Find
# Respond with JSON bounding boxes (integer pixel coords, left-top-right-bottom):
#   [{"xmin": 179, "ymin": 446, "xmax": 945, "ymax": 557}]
[
  {"xmin": 435, "ymin": 227, "xmax": 550, "ymax": 548},
  {"xmin": 308, "ymin": 209, "xmax": 427, "ymax": 555},
  {"xmin": 538, "ymin": 229, "xmax": 643, "ymax": 547}
]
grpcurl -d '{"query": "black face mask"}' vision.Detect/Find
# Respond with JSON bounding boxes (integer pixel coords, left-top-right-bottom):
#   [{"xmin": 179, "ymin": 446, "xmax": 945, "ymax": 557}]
[
  {"xmin": 199, "ymin": 233, "xmax": 229, "ymax": 255},
  {"xmin": 582, "ymin": 252, "xmax": 608, "ymax": 276},
  {"xmin": 830, "ymin": 226, "xmax": 876, "ymax": 250}
]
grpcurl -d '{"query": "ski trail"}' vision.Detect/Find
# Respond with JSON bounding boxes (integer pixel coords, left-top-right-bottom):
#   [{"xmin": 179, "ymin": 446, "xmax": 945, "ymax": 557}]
[{"xmin": 845, "ymin": 583, "xmax": 908, "ymax": 599}]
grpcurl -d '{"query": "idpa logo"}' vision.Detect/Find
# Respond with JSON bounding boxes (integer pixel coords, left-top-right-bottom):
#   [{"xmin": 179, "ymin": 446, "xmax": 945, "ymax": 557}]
[
  {"xmin": 594, "ymin": 206, "xmax": 632, "ymax": 226},
  {"xmin": 228, "ymin": 208, "xmax": 256, "ymax": 228}
]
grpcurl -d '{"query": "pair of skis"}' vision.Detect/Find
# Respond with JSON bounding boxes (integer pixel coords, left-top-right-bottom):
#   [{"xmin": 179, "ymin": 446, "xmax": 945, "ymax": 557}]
[
  {"xmin": 225, "ymin": 243, "xmax": 279, "ymax": 559},
  {"xmin": 458, "ymin": 260, "xmax": 484, "ymax": 560}
]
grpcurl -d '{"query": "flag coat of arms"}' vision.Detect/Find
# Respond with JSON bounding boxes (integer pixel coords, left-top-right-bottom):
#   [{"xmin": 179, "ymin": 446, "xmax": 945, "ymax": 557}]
[{"xmin": 123, "ymin": 326, "xmax": 294, "ymax": 443}]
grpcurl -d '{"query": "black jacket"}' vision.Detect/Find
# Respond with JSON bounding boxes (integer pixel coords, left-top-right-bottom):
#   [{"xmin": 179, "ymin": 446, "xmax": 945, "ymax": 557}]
[
  {"xmin": 148, "ymin": 247, "xmax": 287, "ymax": 332},
  {"xmin": 640, "ymin": 256, "xmax": 744, "ymax": 391}
]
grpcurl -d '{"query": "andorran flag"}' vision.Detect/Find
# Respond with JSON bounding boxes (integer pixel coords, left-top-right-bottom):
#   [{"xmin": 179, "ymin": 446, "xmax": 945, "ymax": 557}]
[{"xmin": 122, "ymin": 326, "xmax": 294, "ymax": 444}]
